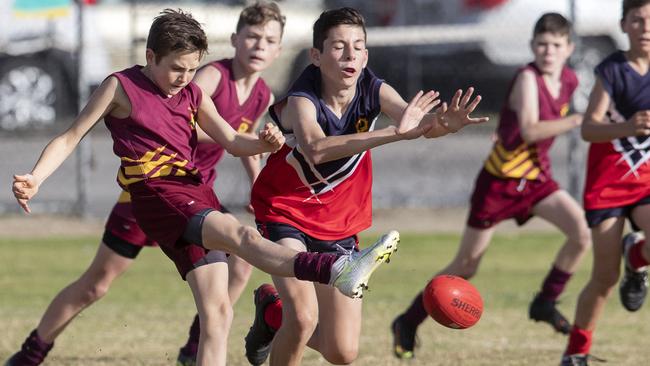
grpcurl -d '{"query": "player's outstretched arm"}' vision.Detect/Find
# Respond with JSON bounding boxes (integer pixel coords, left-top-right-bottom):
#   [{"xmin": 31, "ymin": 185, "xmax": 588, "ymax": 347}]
[
  {"xmin": 581, "ymin": 77, "xmax": 650, "ymax": 142},
  {"xmin": 197, "ymin": 96, "xmax": 284, "ymax": 156},
  {"xmin": 423, "ymin": 87, "xmax": 489, "ymax": 138},
  {"xmin": 12, "ymin": 76, "xmax": 119, "ymax": 213},
  {"xmin": 289, "ymin": 95, "xmax": 432, "ymax": 164},
  {"xmin": 379, "ymin": 83, "xmax": 441, "ymax": 140}
]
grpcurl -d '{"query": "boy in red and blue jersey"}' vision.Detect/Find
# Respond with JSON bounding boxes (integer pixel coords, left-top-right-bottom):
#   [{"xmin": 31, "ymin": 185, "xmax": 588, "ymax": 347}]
[
  {"xmin": 243, "ymin": 7, "xmax": 488, "ymax": 366},
  {"xmin": 10, "ymin": 8, "xmax": 395, "ymax": 366},
  {"xmin": 391, "ymin": 13, "xmax": 592, "ymax": 360},
  {"xmin": 561, "ymin": 1, "xmax": 650, "ymax": 364}
]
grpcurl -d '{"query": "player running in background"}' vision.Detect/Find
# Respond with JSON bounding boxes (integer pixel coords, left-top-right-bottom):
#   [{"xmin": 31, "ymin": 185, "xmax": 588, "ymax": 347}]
[
  {"xmin": 242, "ymin": 7, "xmax": 488, "ymax": 366},
  {"xmin": 561, "ymin": 1, "xmax": 650, "ymax": 364},
  {"xmin": 391, "ymin": 12, "xmax": 591, "ymax": 360},
  {"xmin": 5, "ymin": 3, "xmax": 284, "ymax": 366},
  {"xmin": 10, "ymin": 9, "xmax": 395, "ymax": 366}
]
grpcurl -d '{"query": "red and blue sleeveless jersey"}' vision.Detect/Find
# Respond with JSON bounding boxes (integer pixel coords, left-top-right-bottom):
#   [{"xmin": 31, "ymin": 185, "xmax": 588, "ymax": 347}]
[
  {"xmin": 104, "ymin": 66, "xmax": 203, "ymax": 189},
  {"xmin": 251, "ymin": 65, "xmax": 383, "ymax": 240},
  {"xmin": 194, "ymin": 59, "xmax": 271, "ymax": 187},
  {"xmin": 584, "ymin": 51, "xmax": 650, "ymax": 210},
  {"xmin": 484, "ymin": 63, "xmax": 578, "ymax": 181},
  {"xmin": 483, "ymin": 63, "xmax": 577, "ymax": 182}
]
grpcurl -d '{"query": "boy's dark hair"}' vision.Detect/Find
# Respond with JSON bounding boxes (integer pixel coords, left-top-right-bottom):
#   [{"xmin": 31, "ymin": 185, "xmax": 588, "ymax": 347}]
[
  {"xmin": 312, "ymin": 7, "xmax": 366, "ymax": 52},
  {"xmin": 146, "ymin": 9, "xmax": 208, "ymax": 63},
  {"xmin": 533, "ymin": 12, "xmax": 572, "ymax": 39},
  {"xmin": 236, "ymin": 1, "xmax": 286, "ymax": 37},
  {"xmin": 623, "ymin": 0, "xmax": 650, "ymax": 19}
]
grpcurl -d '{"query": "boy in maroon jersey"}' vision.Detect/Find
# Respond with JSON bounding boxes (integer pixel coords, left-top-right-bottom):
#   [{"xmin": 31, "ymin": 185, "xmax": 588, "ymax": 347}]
[
  {"xmin": 561, "ymin": 1, "xmax": 650, "ymax": 364},
  {"xmin": 177, "ymin": 2, "xmax": 285, "ymax": 364},
  {"xmin": 391, "ymin": 13, "xmax": 592, "ymax": 360},
  {"xmin": 5, "ymin": 3, "xmax": 284, "ymax": 366},
  {"xmin": 242, "ymin": 7, "xmax": 488, "ymax": 366},
  {"xmin": 10, "ymin": 9, "xmax": 400, "ymax": 366}
]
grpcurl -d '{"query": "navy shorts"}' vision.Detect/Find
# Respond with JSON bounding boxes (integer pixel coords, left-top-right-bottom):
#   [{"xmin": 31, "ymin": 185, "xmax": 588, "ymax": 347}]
[
  {"xmin": 585, "ymin": 195, "xmax": 650, "ymax": 230},
  {"xmin": 256, "ymin": 221, "xmax": 359, "ymax": 254}
]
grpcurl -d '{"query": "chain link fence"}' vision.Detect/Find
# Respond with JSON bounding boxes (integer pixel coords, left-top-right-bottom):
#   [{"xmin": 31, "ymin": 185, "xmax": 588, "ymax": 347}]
[{"xmin": 0, "ymin": 0, "xmax": 624, "ymax": 218}]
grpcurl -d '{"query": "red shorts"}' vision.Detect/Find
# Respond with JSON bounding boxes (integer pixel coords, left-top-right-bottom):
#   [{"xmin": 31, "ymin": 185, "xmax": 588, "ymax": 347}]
[
  {"xmin": 467, "ymin": 169, "xmax": 559, "ymax": 229},
  {"xmin": 128, "ymin": 177, "xmax": 226, "ymax": 279}
]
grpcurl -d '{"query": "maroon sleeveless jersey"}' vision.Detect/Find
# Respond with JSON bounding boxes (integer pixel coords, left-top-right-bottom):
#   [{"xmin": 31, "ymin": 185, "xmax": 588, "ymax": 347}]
[
  {"xmin": 104, "ymin": 66, "xmax": 203, "ymax": 189},
  {"xmin": 194, "ymin": 59, "xmax": 271, "ymax": 187},
  {"xmin": 483, "ymin": 63, "xmax": 578, "ymax": 182}
]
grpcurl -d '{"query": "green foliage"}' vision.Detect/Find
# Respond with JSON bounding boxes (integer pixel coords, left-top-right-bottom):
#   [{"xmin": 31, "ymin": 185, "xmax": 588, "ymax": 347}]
[{"xmin": 1, "ymin": 233, "xmax": 648, "ymax": 365}]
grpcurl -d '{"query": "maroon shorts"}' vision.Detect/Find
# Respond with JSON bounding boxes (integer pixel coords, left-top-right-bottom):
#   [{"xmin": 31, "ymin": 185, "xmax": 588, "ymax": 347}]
[
  {"xmin": 128, "ymin": 177, "xmax": 227, "ymax": 279},
  {"xmin": 104, "ymin": 200, "xmax": 158, "ymax": 249},
  {"xmin": 467, "ymin": 169, "xmax": 559, "ymax": 229}
]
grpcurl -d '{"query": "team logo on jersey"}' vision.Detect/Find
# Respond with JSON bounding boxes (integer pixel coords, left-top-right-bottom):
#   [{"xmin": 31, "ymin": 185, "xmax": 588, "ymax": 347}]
[
  {"xmin": 613, "ymin": 136, "xmax": 650, "ymax": 179},
  {"xmin": 238, "ymin": 117, "xmax": 253, "ymax": 133},
  {"xmin": 355, "ymin": 117, "xmax": 369, "ymax": 132},
  {"xmin": 188, "ymin": 107, "xmax": 198, "ymax": 130},
  {"xmin": 560, "ymin": 103, "xmax": 570, "ymax": 117}
]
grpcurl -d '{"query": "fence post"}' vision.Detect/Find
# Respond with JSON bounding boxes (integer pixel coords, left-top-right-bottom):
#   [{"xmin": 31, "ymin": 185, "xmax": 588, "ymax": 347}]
[
  {"xmin": 567, "ymin": 0, "xmax": 582, "ymax": 200},
  {"xmin": 75, "ymin": 0, "xmax": 91, "ymax": 218}
]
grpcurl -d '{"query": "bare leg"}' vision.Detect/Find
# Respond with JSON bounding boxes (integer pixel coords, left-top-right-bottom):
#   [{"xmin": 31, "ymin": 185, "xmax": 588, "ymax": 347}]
[
  {"xmin": 533, "ymin": 190, "xmax": 591, "ymax": 273},
  {"xmin": 573, "ymin": 217, "xmax": 625, "ymax": 329},
  {"xmin": 631, "ymin": 204, "xmax": 650, "ymax": 261},
  {"xmin": 227, "ymin": 255, "xmax": 253, "ymax": 305},
  {"xmin": 439, "ymin": 225, "xmax": 496, "ymax": 279},
  {"xmin": 269, "ymin": 238, "xmax": 317, "ymax": 366},
  {"xmin": 200, "ymin": 211, "xmax": 301, "ymax": 277},
  {"xmin": 37, "ymin": 242, "xmax": 133, "ymax": 342},
  {"xmin": 186, "ymin": 262, "xmax": 232, "ymax": 366}
]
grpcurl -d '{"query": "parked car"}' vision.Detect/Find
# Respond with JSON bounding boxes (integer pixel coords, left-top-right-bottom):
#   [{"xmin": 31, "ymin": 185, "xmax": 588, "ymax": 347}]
[{"xmin": 0, "ymin": 0, "xmax": 110, "ymax": 132}]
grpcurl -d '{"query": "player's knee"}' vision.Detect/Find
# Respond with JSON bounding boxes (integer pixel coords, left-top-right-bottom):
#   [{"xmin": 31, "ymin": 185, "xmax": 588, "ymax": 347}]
[
  {"xmin": 569, "ymin": 227, "xmax": 592, "ymax": 252},
  {"xmin": 455, "ymin": 262, "xmax": 479, "ymax": 279},
  {"xmin": 321, "ymin": 345, "xmax": 359, "ymax": 365},
  {"xmin": 238, "ymin": 225, "xmax": 263, "ymax": 247},
  {"xmin": 202, "ymin": 301, "xmax": 234, "ymax": 335},
  {"xmin": 283, "ymin": 310, "xmax": 318, "ymax": 340},
  {"xmin": 79, "ymin": 280, "xmax": 110, "ymax": 304}
]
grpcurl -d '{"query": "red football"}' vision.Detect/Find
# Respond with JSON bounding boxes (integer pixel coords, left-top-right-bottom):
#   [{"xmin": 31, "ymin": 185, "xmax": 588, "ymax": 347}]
[{"xmin": 422, "ymin": 275, "xmax": 483, "ymax": 329}]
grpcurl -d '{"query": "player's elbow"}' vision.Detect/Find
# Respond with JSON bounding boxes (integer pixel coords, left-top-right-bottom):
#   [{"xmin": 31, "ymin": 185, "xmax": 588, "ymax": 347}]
[
  {"xmin": 520, "ymin": 130, "xmax": 538, "ymax": 144},
  {"xmin": 302, "ymin": 144, "xmax": 327, "ymax": 165}
]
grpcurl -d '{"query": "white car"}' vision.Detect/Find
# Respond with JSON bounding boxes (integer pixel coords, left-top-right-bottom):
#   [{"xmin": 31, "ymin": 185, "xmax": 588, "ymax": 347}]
[{"xmin": 0, "ymin": 0, "xmax": 110, "ymax": 131}]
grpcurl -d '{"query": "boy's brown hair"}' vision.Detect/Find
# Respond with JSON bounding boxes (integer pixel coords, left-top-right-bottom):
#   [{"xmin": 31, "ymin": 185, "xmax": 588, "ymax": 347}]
[
  {"xmin": 312, "ymin": 7, "xmax": 366, "ymax": 52},
  {"xmin": 623, "ymin": 0, "xmax": 650, "ymax": 19},
  {"xmin": 146, "ymin": 9, "xmax": 209, "ymax": 63},
  {"xmin": 533, "ymin": 12, "xmax": 572, "ymax": 39},
  {"xmin": 236, "ymin": 1, "xmax": 286, "ymax": 37}
]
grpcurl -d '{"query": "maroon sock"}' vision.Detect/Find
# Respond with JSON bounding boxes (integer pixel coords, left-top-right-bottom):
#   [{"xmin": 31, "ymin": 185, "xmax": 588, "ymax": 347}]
[
  {"xmin": 178, "ymin": 314, "xmax": 200, "ymax": 357},
  {"xmin": 264, "ymin": 299, "xmax": 283, "ymax": 331},
  {"xmin": 401, "ymin": 292, "xmax": 429, "ymax": 328},
  {"xmin": 629, "ymin": 240, "xmax": 650, "ymax": 270},
  {"xmin": 539, "ymin": 265, "xmax": 572, "ymax": 302},
  {"xmin": 293, "ymin": 252, "xmax": 337, "ymax": 284},
  {"xmin": 10, "ymin": 329, "xmax": 53, "ymax": 366},
  {"xmin": 565, "ymin": 325, "xmax": 592, "ymax": 355}
]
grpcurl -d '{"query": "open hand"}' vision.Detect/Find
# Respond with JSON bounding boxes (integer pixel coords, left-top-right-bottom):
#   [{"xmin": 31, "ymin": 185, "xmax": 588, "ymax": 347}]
[
  {"xmin": 396, "ymin": 90, "xmax": 440, "ymax": 140},
  {"xmin": 12, "ymin": 174, "xmax": 39, "ymax": 213},
  {"xmin": 430, "ymin": 87, "xmax": 489, "ymax": 136},
  {"xmin": 259, "ymin": 123, "xmax": 285, "ymax": 152}
]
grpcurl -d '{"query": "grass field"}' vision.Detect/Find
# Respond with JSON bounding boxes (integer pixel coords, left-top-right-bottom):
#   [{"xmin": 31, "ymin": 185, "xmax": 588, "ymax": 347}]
[{"xmin": 2, "ymin": 231, "xmax": 649, "ymax": 365}]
